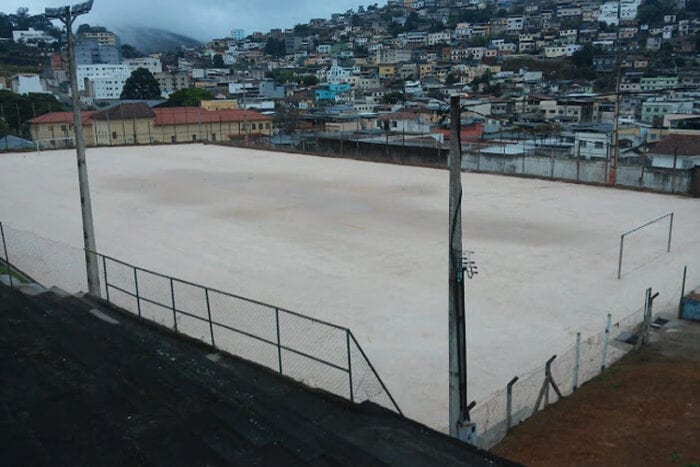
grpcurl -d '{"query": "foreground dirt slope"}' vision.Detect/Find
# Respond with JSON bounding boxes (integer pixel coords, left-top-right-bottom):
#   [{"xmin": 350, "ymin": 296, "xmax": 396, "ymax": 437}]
[{"xmin": 492, "ymin": 319, "xmax": 700, "ymax": 467}]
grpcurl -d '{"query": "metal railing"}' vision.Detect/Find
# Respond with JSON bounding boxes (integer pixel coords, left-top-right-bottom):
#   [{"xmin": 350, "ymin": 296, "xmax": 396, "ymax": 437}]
[{"xmin": 91, "ymin": 250, "xmax": 402, "ymax": 415}]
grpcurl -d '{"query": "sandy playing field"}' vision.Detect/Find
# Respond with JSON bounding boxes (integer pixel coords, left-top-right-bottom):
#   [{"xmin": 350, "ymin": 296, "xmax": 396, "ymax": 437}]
[{"xmin": 1, "ymin": 144, "xmax": 699, "ymax": 432}]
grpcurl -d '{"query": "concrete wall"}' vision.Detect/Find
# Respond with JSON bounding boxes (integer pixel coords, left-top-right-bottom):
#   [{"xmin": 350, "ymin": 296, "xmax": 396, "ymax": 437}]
[
  {"xmin": 462, "ymin": 153, "xmax": 694, "ymax": 195},
  {"xmin": 314, "ymin": 137, "xmax": 448, "ymax": 168}
]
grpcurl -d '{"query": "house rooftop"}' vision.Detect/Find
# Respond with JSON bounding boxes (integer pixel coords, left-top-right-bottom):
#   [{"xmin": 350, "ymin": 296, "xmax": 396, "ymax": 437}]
[{"xmin": 650, "ymin": 134, "xmax": 700, "ymax": 156}]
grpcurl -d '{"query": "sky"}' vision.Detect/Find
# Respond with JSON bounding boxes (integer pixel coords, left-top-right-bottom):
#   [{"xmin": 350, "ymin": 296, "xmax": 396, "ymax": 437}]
[{"xmin": 4, "ymin": 0, "xmax": 374, "ymax": 41}]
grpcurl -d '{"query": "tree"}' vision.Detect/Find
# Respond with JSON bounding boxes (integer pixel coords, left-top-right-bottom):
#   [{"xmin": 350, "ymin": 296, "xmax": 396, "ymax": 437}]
[
  {"xmin": 301, "ymin": 75, "xmax": 318, "ymax": 86},
  {"xmin": 269, "ymin": 68, "xmax": 295, "ymax": 83},
  {"xmin": 212, "ymin": 54, "xmax": 224, "ymax": 67},
  {"xmin": 382, "ymin": 91, "xmax": 405, "ymax": 104},
  {"xmin": 121, "ymin": 44, "xmax": 144, "ymax": 59},
  {"xmin": 264, "ymin": 38, "xmax": 286, "ymax": 57},
  {"xmin": 572, "ymin": 44, "xmax": 593, "ymax": 68},
  {"xmin": 445, "ymin": 72, "xmax": 459, "ymax": 85},
  {"xmin": 0, "ymin": 90, "xmax": 65, "ymax": 137},
  {"xmin": 158, "ymin": 88, "xmax": 213, "ymax": 107},
  {"xmin": 120, "ymin": 68, "xmax": 162, "ymax": 100}
]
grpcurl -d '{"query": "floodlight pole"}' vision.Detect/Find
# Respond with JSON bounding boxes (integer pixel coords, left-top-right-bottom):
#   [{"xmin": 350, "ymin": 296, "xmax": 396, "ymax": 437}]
[
  {"xmin": 49, "ymin": 2, "xmax": 101, "ymax": 296},
  {"xmin": 448, "ymin": 95, "xmax": 470, "ymax": 441}
]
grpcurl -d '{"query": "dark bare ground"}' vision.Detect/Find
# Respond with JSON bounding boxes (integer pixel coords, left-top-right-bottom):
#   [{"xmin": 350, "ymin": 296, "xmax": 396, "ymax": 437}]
[{"xmin": 492, "ymin": 320, "xmax": 700, "ymax": 467}]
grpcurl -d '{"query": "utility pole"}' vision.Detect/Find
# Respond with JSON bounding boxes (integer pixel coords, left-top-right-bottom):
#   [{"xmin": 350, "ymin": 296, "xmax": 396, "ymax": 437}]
[
  {"xmin": 609, "ymin": 4, "xmax": 623, "ymax": 186},
  {"xmin": 448, "ymin": 95, "xmax": 473, "ymax": 442},
  {"xmin": 46, "ymin": 0, "xmax": 101, "ymax": 297}
]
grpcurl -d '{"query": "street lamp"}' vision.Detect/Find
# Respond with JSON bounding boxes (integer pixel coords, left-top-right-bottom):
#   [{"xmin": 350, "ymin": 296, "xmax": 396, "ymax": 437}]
[{"xmin": 46, "ymin": 0, "xmax": 101, "ymax": 296}]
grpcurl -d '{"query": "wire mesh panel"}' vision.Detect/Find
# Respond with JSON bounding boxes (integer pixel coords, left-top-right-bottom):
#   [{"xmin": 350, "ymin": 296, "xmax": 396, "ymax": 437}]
[
  {"xmin": 208, "ymin": 290, "xmax": 279, "ymax": 370},
  {"xmin": 104, "ymin": 258, "xmax": 138, "ymax": 313},
  {"xmin": 472, "ymin": 387, "xmax": 509, "ymax": 449},
  {"xmin": 280, "ymin": 348, "xmax": 351, "ymax": 399},
  {"xmin": 3, "ymin": 225, "xmax": 87, "ymax": 293},
  {"xmin": 171, "ymin": 280, "xmax": 211, "ymax": 344},
  {"xmin": 348, "ymin": 338, "xmax": 396, "ymax": 410},
  {"xmin": 277, "ymin": 311, "xmax": 348, "ymax": 370},
  {"xmin": 135, "ymin": 269, "xmax": 174, "ymax": 328}
]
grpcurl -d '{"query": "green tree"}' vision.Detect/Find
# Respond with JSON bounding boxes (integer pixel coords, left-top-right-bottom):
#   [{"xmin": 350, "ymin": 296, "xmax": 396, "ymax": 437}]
[
  {"xmin": 120, "ymin": 68, "xmax": 162, "ymax": 100},
  {"xmin": 121, "ymin": 44, "xmax": 144, "ymax": 59},
  {"xmin": 301, "ymin": 75, "xmax": 318, "ymax": 86},
  {"xmin": 0, "ymin": 90, "xmax": 65, "ymax": 137},
  {"xmin": 269, "ymin": 68, "xmax": 295, "ymax": 83},
  {"xmin": 264, "ymin": 38, "xmax": 286, "ymax": 57},
  {"xmin": 158, "ymin": 88, "xmax": 213, "ymax": 107},
  {"xmin": 572, "ymin": 43, "xmax": 593, "ymax": 67},
  {"xmin": 212, "ymin": 54, "xmax": 224, "ymax": 67},
  {"xmin": 382, "ymin": 91, "xmax": 405, "ymax": 104}
]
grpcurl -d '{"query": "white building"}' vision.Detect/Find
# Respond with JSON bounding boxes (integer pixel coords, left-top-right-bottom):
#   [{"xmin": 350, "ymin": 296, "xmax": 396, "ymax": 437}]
[
  {"xmin": 326, "ymin": 60, "xmax": 354, "ymax": 84},
  {"xmin": 124, "ymin": 57, "xmax": 163, "ymax": 74},
  {"xmin": 77, "ymin": 64, "xmax": 130, "ymax": 99},
  {"xmin": 544, "ymin": 44, "xmax": 582, "ymax": 58},
  {"xmin": 231, "ymin": 29, "xmax": 245, "ymax": 41},
  {"xmin": 10, "ymin": 74, "xmax": 47, "ymax": 94},
  {"xmin": 427, "ymin": 31, "xmax": 451, "ymax": 46},
  {"xmin": 12, "ymin": 28, "xmax": 56, "ymax": 46}
]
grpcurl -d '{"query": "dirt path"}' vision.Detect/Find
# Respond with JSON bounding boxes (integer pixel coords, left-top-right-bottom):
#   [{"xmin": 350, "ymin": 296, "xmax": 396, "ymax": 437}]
[{"xmin": 492, "ymin": 319, "xmax": 700, "ymax": 467}]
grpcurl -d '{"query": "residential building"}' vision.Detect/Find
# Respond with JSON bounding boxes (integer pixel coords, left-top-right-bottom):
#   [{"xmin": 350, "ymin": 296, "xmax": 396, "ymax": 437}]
[
  {"xmin": 81, "ymin": 27, "xmax": 119, "ymax": 46},
  {"xmin": 640, "ymin": 75, "xmax": 679, "ymax": 91},
  {"xmin": 124, "ymin": 57, "xmax": 163, "ymax": 74},
  {"xmin": 74, "ymin": 38, "xmax": 121, "ymax": 65},
  {"xmin": 647, "ymin": 134, "xmax": 700, "ymax": 168},
  {"xmin": 10, "ymin": 74, "xmax": 47, "ymax": 94},
  {"xmin": 12, "ymin": 28, "xmax": 56, "ymax": 46},
  {"xmin": 28, "ymin": 111, "xmax": 96, "ymax": 148}
]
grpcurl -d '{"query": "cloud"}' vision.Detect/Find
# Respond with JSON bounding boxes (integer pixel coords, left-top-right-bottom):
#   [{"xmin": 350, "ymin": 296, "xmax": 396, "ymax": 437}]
[{"xmin": 5, "ymin": 0, "xmax": 369, "ymax": 41}]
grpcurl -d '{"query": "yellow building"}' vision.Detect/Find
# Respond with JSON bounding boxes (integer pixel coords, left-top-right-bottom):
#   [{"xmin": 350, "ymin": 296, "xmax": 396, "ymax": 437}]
[
  {"xmin": 28, "ymin": 111, "xmax": 96, "ymax": 148},
  {"xmin": 200, "ymin": 99, "xmax": 240, "ymax": 111},
  {"xmin": 30, "ymin": 103, "xmax": 273, "ymax": 148}
]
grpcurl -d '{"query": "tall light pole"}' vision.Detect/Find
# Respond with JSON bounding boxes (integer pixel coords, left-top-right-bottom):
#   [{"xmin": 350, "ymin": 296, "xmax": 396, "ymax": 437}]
[
  {"xmin": 448, "ymin": 95, "xmax": 476, "ymax": 443},
  {"xmin": 46, "ymin": 0, "xmax": 101, "ymax": 296}
]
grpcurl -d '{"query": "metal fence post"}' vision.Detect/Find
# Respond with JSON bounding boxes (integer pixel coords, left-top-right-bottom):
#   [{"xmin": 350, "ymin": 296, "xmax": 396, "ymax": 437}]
[
  {"xmin": 617, "ymin": 234, "xmax": 625, "ymax": 279},
  {"xmin": 275, "ymin": 308, "xmax": 283, "ymax": 374},
  {"xmin": 667, "ymin": 212, "xmax": 674, "ymax": 253},
  {"xmin": 170, "ymin": 278, "xmax": 178, "ymax": 332},
  {"xmin": 0, "ymin": 222, "xmax": 13, "ymax": 288},
  {"xmin": 346, "ymin": 330, "xmax": 354, "ymax": 403},
  {"xmin": 102, "ymin": 255, "xmax": 109, "ymax": 302},
  {"xmin": 573, "ymin": 332, "xmax": 581, "ymax": 392},
  {"xmin": 133, "ymin": 267, "xmax": 141, "ymax": 317},
  {"xmin": 679, "ymin": 265, "xmax": 687, "ymax": 319},
  {"xmin": 205, "ymin": 288, "xmax": 215, "ymax": 347},
  {"xmin": 506, "ymin": 376, "xmax": 519, "ymax": 431},
  {"xmin": 601, "ymin": 313, "xmax": 611, "ymax": 373}
]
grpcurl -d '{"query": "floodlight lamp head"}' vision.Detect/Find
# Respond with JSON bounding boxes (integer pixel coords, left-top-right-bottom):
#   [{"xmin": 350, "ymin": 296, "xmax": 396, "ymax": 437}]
[
  {"xmin": 71, "ymin": 0, "xmax": 94, "ymax": 15},
  {"xmin": 45, "ymin": 5, "xmax": 69, "ymax": 19}
]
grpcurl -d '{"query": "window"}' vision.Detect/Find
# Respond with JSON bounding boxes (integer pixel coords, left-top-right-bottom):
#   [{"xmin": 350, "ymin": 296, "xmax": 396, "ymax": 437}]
[
  {"xmin": 594, "ymin": 142, "xmax": 604, "ymax": 149},
  {"xmin": 580, "ymin": 141, "xmax": 587, "ymax": 147},
  {"xmin": 171, "ymin": 135, "xmax": 177, "ymax": 143},
  {"xmin": 252, "ymin": 123, "xmax": 257, "ymax": 130},
  {"xmin": 212, "ymin": 133, "xmax": 216, "ymax": 141},
  {"xmin": 192, "ymin": 134, "xmax": 197, "ymax": 141},
  {"xmin": 112, "ymin": 132, "xmax": 117, "ymax": 140}
]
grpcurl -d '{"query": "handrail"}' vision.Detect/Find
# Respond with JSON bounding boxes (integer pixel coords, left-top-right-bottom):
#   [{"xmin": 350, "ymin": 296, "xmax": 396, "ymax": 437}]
[{"xmin": 90, "ymin": 249, "xmax": 401, "ymax": 415}]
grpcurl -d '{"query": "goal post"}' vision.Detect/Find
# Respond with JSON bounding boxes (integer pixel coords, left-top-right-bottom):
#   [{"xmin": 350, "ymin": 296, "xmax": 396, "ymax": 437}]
[{"xmin": 617, "ymin": 212, "xmax": 674, "ymax": 279}]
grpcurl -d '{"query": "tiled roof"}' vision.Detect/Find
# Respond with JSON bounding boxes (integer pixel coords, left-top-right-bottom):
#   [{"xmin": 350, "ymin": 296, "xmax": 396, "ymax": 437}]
[
  {"xmin": 650, "ymin": 134, "xmax": 700, "ymax": 157},
  {"xmin": 28, "ymin": 111, "xmax": 96, "ymax": 125},
  {"xmin": 153, "ymin": 107, "xmax": 273, "ymax": 126},
  {"xmin": 92, "ymin": 103, "xmax": 155, "ymax": 121}
]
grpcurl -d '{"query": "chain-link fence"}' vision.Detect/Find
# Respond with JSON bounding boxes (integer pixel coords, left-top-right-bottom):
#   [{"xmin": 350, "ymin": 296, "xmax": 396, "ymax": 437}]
[
  {"xmin": 0, "ymin": 221, "xmax": 401, "ymax": 415},
  {"xmin": 471, "ymin": 297, "xmax": 650, "ymax": 448}
]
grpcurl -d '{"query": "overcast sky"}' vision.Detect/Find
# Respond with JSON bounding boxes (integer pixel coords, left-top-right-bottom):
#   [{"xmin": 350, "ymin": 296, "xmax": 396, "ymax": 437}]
[{"xmin": 5, "ymin": 0, "xmax": 373, "ymax": 41}]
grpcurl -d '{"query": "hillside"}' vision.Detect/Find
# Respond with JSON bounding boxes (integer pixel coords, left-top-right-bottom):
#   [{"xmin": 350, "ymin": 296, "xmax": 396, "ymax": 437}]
[{"xmin": 110, "ymin": 25, "xmax": 201, "ymax": 54}]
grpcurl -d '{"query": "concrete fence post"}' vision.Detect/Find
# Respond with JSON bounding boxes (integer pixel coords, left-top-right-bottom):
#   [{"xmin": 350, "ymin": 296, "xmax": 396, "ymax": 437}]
[
  {"xmin": 601, "ymin": 313, "xmax": 611, "ymax": 372},
  {"xmin": 573, "ymin": 332, "xmax": 581, "ymax": 392},
  {"xmin": 506, "ymin": 376, "xmax": 519, "ymax": 431}
]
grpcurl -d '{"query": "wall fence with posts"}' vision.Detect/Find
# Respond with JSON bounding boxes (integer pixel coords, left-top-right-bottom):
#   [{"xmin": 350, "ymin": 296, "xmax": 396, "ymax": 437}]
[
  {"xmin": 461, "ymin": 150, "xmax": 696, "ymax": 196},
  {"xmin": 471, "ymin": 287, "xmax": 660, "ymax": 448},
  {"xmin": 0, "ymin": 221, "xmax": 401, "ymax": 416}
]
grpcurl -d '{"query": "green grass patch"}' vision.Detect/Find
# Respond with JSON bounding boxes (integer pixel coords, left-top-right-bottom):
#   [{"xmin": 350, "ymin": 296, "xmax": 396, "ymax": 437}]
[{"xmin": 0, "ymin": 263, "xmax": 26, "ymax": 284}]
